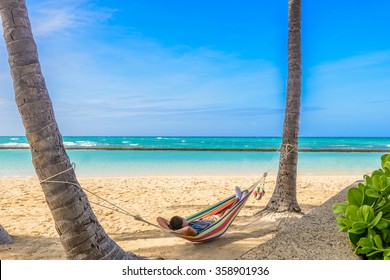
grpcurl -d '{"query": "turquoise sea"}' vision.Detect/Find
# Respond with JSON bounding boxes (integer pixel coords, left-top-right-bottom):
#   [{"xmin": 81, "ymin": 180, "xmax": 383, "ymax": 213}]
[{"xmin": 1, "ymin": 136, "xmax": 389, "ymax": 177}]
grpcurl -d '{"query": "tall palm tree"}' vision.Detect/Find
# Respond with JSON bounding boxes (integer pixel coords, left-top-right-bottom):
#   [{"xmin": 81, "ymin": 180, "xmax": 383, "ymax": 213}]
[
  {"xmin": 266, "ymin": 0, "xmax": 302, "ymax": 212},
  {"xmin": 0, "ymin": 0, "xmax": 141, "ymax": 259}
]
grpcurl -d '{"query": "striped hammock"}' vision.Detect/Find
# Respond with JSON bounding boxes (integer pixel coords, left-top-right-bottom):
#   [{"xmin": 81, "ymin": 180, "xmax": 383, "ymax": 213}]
[{"xmin": 166, "ymin": 179, "xmax": 263, "ymax": 242}]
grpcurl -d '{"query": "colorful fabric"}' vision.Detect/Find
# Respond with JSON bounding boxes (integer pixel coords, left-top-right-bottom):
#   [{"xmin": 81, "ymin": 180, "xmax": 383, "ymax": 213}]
[{"xmin": 167, "ymin": 179, "xmax": 263, "ymax": 242}]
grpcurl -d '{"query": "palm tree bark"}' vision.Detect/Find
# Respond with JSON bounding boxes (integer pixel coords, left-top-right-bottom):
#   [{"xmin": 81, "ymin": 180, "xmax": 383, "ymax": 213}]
[
  {"xmin": 0, "ymin": 0, "xmax": 141, "ymax": 259},
  {"xmin": 266, "ymin": 0, "xmax": 301, "ymax": 212}
]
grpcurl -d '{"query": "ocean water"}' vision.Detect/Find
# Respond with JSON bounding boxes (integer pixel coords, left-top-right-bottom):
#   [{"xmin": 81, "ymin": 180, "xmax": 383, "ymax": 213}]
[
  {"xmin": 0, "ymin": 136, "xmax": 389, "ymax": 177},
  {"xmin": 2, "ymin": 136, "xmax": 390, "ymax": 150}
]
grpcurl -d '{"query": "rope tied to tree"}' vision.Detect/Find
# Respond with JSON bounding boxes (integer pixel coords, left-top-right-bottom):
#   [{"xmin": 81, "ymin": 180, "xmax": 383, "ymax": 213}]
[
  {"xmin": 264, "ymin": 143, "xmax": 298, "ymax": 175},
  {"xmin": 283, "ymin": 143, "xmax": 296, "ymax": 155}
]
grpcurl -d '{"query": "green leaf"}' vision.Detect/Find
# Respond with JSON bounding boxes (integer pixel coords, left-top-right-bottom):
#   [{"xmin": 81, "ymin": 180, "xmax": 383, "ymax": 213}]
[
  {"xmin": 381, "ymin": 185, "xmax": 390, "ymax": 196},
  {"xmin": 375, "ymin": 219, "xmax": 389, "ymax": 230},
  {"xmin": 358, "ymin": 183, "xmax": 366, "ymax": 191},
  {"xmin": 367, "ymin": 251, "xmax": 383, "ymax": 258},
  {"xmin": 373, "ymin": 169, "xmax": 385, "ymax": 177},
  {"xmin": 367, "ymin": 228, "xmax": 377, "ymax": 238},
  {"xmin": 365, "ymin": 189, "xmax": 381, "ymax": 198},
  {"xmin": 336, "ymin": 216, "xmax": 348, "ymax": 232},
  {"xmin": 383, "ymin": 249, "xmax": 390, "ymax": 257},
  {"xmin": 374, "ymin": 235, "xmax": 383, "ymax": 249},
  {"xmin": 345, "ymin": 205, "xmax": 360, "ymax": 222},
  {"xmin": 361, "ymin": 205, "xmax": 375, "ymax": 223},
  {"xmin": 358, "ymin": 237, "xmax": 374, "ymax": 248},
  {"xmin": 348, "ymin": 232, "xmax": 365, "ymax": 247},
  {"xmin": 381, "ymin": 154, "xmax": 390, "ymax": 172},
  {"xmin": 356, "ymin": 208, "xmax": 364, "ymax": 221},
  {"xmin": 349, "ymin": 221, "xmax": 368, "ymax": 234},
  {"xmin": 352, "ymin": 221, "xmax": 368, "ymax": 230},
  {"xmin": 332, "ymin": 203, "xmax": 347, "ymax": 215},
  {"xmin": 369, "ymin": 211, "xmax": 383, "ymax": 227},
  {"xmin": 363, "ymin": 190, "xmax": 377, "ymax": 206},
  {"xmin": 379, "ymin": 177, "xmax": 390, "ymax": 192},
  {"xmin": 364, "ymin": 175, "xmax": 372, "ymax": 186},
  {"xmin": 372, "ymin": 173, "xmax": 383, "ymax": 189},
  {"xmin": 347, "ymin": 188, "xmax": 363, "ymax": 207},
  {"xmin": 357, "ymin": 247, "xmax": 375, "ymax": 255},
  {"xmin": 380, "ymin": 229, "xmax": 389, "ymax": 241},
  {"xmin": 379, "ymin": 201, "xmax": 390, "ymax": 213}
]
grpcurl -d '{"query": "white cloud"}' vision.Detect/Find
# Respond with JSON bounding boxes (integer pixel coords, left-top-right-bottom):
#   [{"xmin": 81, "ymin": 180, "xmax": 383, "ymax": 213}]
[
  {"xmin": 28, "ymin": 0, "xmax": 116, "ymax": 37},
  {"xmin": 311, "ymin": 50, "xmax": 390, "ymax": 74},
  {"xmin": 31, "ymin": 9, "xmax": 77, "ymax": 36},
  {"xmin": 307, "ymin": 50, "xmax": 390, "ymax": 102}
]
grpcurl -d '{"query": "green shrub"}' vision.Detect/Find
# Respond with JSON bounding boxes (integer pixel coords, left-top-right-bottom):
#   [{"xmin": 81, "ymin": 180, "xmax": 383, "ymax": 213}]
[{"xmin": 333, "ymin": 154, "xmax": 390, "ymax": 260}]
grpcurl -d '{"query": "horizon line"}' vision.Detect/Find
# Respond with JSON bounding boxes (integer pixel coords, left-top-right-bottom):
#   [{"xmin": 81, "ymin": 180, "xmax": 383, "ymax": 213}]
[{"xmin": 1, "ymin": 147, "xmax": 389, "ymax": 153}]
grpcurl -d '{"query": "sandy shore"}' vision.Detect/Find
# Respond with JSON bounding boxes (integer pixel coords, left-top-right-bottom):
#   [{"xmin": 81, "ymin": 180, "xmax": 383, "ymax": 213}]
[{"xmin": 0, "ymin": 175, "xmax": 361, "ymax": 260}]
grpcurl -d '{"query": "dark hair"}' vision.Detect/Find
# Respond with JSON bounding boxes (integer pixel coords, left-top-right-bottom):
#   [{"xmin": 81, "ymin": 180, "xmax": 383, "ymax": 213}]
[{"xmin": 169, "ymin": 216, "xmax": 184, "ymax": 230}]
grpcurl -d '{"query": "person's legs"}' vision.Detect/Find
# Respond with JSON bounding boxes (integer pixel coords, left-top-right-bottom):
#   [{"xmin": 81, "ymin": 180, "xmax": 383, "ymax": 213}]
[
  {"xmin": 235, "ymin": 186, "xmax": 242, "ymax": 200},
  {"xmin": 215, "ymin": 186, "xmax": 243, "ymax": 218}
]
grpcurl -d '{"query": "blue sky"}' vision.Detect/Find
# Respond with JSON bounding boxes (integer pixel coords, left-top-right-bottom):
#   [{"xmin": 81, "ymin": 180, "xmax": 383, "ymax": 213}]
[{"xmin": 0, "ymin": 0, "xmax": 389, "ymax": 136}]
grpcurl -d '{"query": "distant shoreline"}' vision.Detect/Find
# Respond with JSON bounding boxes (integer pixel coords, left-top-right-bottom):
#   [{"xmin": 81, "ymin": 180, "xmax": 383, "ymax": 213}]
[{"xmin": 1, "ymin": 147, "xmax": 389, "ymax": 153}]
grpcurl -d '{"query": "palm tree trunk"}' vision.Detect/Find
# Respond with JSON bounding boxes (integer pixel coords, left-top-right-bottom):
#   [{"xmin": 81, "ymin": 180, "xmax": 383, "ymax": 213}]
[
  {"xmin": 266, "ymin": 0, "xmax": 301, "ymax": 212},
  {"xmin": 0, "ymin": 0, "xmax": 141, "ymax": 259}
]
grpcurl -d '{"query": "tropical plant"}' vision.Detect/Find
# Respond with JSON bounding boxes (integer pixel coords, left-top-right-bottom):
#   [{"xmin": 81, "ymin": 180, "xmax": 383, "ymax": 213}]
[
  {"xmin": 0, "ymin": 0, "xmax": 141, "ymax": 259},
  {"xmin": 333, "ymin": 154, "xmax": 390, "ymax": 260},
  {"xmin": 266, "ymin": 0, "xmax": 301, "ymax": 212}
]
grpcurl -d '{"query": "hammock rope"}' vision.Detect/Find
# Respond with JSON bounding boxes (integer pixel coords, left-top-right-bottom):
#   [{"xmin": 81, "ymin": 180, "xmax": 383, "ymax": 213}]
[{"xmin": 39, "ymin": 163, "xmax": 160, "ymax": 229}]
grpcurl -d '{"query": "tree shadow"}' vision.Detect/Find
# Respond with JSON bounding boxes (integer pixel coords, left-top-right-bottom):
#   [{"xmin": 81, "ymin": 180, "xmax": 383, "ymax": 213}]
[
  {"xmin": 0, "ymin": 235, "xmax": 65, "ymax": 260},
  {"xmin": 115, "ymin": 212, "xmax": 283, "ymax": 260}
]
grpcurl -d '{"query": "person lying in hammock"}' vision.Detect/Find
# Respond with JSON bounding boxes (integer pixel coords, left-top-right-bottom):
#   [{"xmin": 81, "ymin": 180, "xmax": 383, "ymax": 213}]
[{"xmin": 157, "ymin": 186, "xmax": 243, "ymax": 236}]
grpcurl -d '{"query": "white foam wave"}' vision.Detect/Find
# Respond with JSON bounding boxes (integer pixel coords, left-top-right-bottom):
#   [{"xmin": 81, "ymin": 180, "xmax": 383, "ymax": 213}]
[
  {"xmin": 10, "ymin": 137, "xmax": 19, "ymax": 140},
  {"xmin": 76, "ymin": 141, "xmax": 97, "ymax": 147},
  {"xmin": 0, "ymin": 142, "xmax": 29, "ymax": 148},
  {"xmin": 157, "ymin": 137, "xmax": 176, "ymax": 140},
  {"xmin": 63, "ymin": 141, "xmax": 77, "ymax": 146}
]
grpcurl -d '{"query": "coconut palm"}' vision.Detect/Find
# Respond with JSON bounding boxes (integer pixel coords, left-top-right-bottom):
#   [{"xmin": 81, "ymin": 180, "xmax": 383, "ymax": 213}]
[
  {"xmin": 0, "ymin": 0, "xmax": 141, "ymax": 259},
  {"xmin": 266, "ymin": 0, "xmax": 302, "ymax": 212}
]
